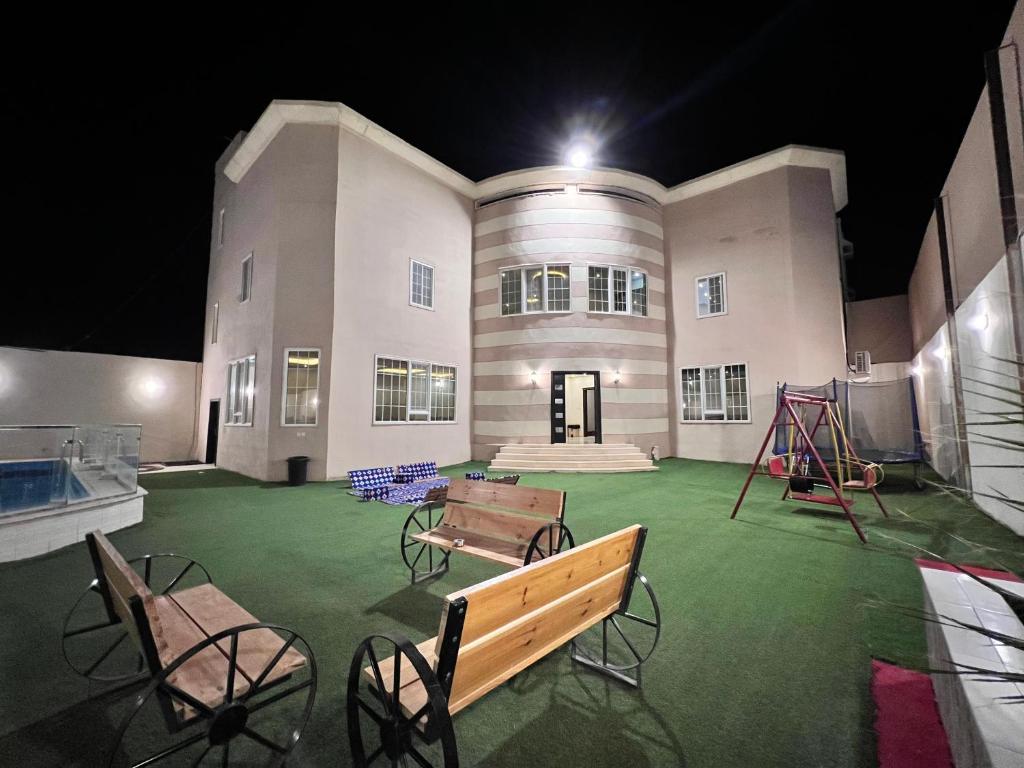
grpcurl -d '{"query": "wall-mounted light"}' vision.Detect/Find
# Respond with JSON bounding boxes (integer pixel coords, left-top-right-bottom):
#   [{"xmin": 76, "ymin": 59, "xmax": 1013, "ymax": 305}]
[
  {"xmin": 613, "ymin": 370, "xmax": 621, "ymax": 384},
  {"xmin": 530, "ymin": 370, "xmax": 538, "ymax": 385}
]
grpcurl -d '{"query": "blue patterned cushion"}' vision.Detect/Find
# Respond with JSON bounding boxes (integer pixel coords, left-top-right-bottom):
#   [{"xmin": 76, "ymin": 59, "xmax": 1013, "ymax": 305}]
[
  {"xmin": 358, "ymin": 486, "xmax": 390, "ymax": 501},
  {"xmin": 396, "ymin": 462, "xmax": 438, "ymax": 482},
  {"xmin": 348, "ymin": 467, "xmax": 395, "ymax": 490},
  {"xmin": 465, "ymin": 471, "xmax": 486, "ymax": 481}
]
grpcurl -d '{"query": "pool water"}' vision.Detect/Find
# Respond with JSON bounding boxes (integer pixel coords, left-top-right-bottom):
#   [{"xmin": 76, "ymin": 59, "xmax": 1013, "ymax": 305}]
[{"xmin": 0, "ymin": 460, "xmax": 90, "ymax": 515}]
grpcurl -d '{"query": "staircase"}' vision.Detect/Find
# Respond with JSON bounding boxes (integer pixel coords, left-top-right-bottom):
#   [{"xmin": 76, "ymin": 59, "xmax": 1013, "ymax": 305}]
[{"xmin": 488, "ymin": 443, "xmax": 658, "ymax": 473}]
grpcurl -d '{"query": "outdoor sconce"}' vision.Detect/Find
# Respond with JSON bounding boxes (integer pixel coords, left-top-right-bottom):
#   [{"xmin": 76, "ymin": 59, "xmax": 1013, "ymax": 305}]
[
  {"xmin": 613, "ymin": 370, "xmax": 621, "ymax": 384},
  {"xmin": 530, "ymin": 370, "xmax": 538, "ymax": 385}
]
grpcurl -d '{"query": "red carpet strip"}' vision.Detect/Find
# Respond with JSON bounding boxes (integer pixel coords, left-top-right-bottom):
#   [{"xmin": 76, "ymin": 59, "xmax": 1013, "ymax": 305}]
[{"xmin": 871, "ymin": 659, "xmax": 953, "ymax": 768}]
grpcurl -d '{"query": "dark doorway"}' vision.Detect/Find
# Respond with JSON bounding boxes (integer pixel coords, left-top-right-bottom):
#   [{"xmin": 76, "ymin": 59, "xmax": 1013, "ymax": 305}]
[
  {"xmin": 550, "ymin": 371, "xmax": 601, "ymax": 444},
  {"xmin": 583, "ymin": 387, "xmax": 596, "ymax": 437},
  {"xmin": 205, "ymin": 400, "xmax": 220, "ymax": 464}
]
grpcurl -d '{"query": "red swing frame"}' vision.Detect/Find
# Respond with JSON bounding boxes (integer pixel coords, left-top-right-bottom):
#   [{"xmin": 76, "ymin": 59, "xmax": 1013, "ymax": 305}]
[{"xmin": 730, "ymin": 391, "xmax": 888, "ymax": 543}]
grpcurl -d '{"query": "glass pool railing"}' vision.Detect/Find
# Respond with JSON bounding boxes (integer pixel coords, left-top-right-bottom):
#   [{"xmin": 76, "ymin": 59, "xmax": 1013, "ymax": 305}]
[{"xmin": 0, "ymin": 424, "xmax": 142, "ymax": 516}]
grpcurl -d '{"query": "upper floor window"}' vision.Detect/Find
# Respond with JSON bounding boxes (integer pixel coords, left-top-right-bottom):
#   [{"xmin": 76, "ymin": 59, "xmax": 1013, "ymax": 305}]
[
  {"xmin": 410, "ymin": 260, "xmax": 434, "ymax": 310},
  {"xmin": 500, "ymin": 264, "xmax": 570, "ymax": 315},
  {"xmin": 696, "ymin": 272, "xmax": 726, "ymax": 317},
  {"xmin": 210, "ymin": 302, "xmax": 219, "ymax": 345},
  {"xmin": 374, "ymin": 356, "xmax": 457, "ymax": 423},
  {"xmin": 240, "ymin": 253, "xmax": 253, "ymax": 303},
  {"xmin": 588, "ymin": 266, "xmax": 648, "ymax": 316},
  {"xmin": 680, "ymin": 363, "xmax": 749, "ymax": 422},
  {"xmin": 226, "ymin": 354, "xmax": 256, "ymax": 426},
  {"xmin": 282, "ymin": 348, "xmax": 320, "ymax": 426}
]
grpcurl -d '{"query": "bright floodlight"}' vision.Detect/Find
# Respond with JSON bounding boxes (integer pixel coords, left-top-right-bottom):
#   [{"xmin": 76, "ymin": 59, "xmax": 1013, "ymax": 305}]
[{"xmin": 567, "ymin": 144, "xmax": 592, "ymax": 168}]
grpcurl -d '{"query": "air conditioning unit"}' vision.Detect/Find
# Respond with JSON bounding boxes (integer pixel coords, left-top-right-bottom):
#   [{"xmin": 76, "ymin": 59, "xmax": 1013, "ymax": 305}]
[{"xmin": 854, "ymin": 350, "xmax": 872, "ymax": 375}]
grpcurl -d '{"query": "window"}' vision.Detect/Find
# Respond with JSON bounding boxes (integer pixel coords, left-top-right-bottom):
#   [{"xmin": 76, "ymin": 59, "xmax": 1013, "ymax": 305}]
[
  {"xmin": 696, "ymin": 272, "xmax": 726, "ymax": 317},
  {"xmin": 679, "ymin": 363, "xmax": 749, "ymax": 422},
  {"xmin": 499, "ymin": 264, "xmax": 571, "ymax": 315},
  {"xmin": 282, "ymin": 349, "xmax": 320, "ymax": 426},
  {"xmin": 374, "ymin": 356, "xmax": 457, "ymax": 423},
  {"xmin": 226, "ymin": 355, "xmax": 256, "ymax": 426},
  {"xmin": 588, "ymin": 265, "xmax": 648, "ymax": 316},
  {"xmin": 218, "ymin": 208, "xmax": 225, "ymax": 248},
  {"xmin": 240, "ymin": 253, "xmax": 253, "ymax": 303},
  {"xmin": 410, "ymin": 260, "xmax": 434, "ymax": 310},
  {"xmin": 210, "ymin": 302, "xmax": 219, "ymax": 345}
]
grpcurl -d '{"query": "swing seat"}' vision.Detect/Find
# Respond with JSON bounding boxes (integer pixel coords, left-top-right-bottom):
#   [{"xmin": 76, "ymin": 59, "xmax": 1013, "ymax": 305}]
[
  {"xmin": 766, "ymin": 455, "xmax": 789, "ymax": 479},
  {"xmin": 841, "ymin": 463, "xmax": 881, "ymax": 490},
  {"xmin": 788, "ymin": 492, "xmax": 855, "ymax": 507}
]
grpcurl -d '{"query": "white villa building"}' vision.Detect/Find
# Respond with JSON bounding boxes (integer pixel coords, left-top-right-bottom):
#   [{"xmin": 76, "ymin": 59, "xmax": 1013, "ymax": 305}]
[{"xmin": 199, "ymin": 100, "xmax": 852, "ymax": 482}]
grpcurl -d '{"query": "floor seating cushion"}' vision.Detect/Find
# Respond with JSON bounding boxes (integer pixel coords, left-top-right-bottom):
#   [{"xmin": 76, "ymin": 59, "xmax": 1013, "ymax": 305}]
[
  {"xmin": 382, "ymin": 477, "xmax": 449, "ymax": 506},
  {"xmin": 465, "ymin": 471, "xmax": 486, "ymax": 480},
  {"xmin": 395, "ymin": 462, "xmax": 438, "ymax": 483},
  {"xmin": 358, "ymin": 486, "xmax": 391, "ymax": 501},
  {"xmin": 349, "ymin": 467, "xmax": 395, "ymax": 490}
]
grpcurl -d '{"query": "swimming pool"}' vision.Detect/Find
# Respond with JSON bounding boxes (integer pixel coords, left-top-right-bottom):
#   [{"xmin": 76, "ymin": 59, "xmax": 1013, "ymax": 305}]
[{"xmin": 0, "ymin": 460, "xmax": 90, "ymax": 516}]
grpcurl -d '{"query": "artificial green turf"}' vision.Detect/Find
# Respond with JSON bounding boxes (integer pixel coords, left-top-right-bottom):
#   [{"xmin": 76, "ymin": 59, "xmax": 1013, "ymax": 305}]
[{"xmin": 0, "ymin": 458, "xmax": 1021, "ymax": 767}]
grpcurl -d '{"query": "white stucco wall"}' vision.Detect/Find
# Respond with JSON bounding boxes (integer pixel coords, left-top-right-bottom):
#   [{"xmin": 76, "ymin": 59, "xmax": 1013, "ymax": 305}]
[
  {"xmin": 326, "ymin": 128, "xmax": 474, "ymax": 477},
  {"xmin": 664, "ymin": 166, "xmax": 848, "ymax": 464},
  {"xmin": 0, "ymin": 347, "xmax": 199, "ymax": 462}
]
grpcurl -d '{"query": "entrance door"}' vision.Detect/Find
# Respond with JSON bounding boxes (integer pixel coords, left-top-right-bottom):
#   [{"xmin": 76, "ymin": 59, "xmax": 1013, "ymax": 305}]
[
  {"xmin": 550, "ymin": 373, "xmax": 566, "ymax": 443},
  {"xmin": 583, "ymin": 387, "xmax": 596, "ymax": 437},
  {"xmin": 205, "ymin": 401, "xmax": 220, "ymax": 464},
  {"xmin": 551, "ymin": 371, "xmax": 602, "ymax": 444}
]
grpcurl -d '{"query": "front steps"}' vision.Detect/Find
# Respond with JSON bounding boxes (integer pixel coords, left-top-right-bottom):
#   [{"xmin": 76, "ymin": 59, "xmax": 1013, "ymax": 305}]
[{"xmin": 488, "ymin": 443, "xmax": 658, "ymax": 473}]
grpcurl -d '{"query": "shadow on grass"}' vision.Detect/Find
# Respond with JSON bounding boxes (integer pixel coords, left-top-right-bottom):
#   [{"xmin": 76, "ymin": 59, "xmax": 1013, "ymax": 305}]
[
  {"xmin": 0, "ymin": 679, "xmax": 145, "ymax": 767},
  {"xmin": 363, "ymin": 585, "xmax": 446, "ymax": 636},
  {"xmin": 486, "ymin": 662, "xmax": 688, "ymax": 767}
]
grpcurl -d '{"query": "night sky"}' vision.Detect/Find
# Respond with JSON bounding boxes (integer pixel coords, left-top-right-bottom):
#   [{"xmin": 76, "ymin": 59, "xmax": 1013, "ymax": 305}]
[{"xmin": 2, "ymin": 3, "xmax": 1016, "ymax": 362}]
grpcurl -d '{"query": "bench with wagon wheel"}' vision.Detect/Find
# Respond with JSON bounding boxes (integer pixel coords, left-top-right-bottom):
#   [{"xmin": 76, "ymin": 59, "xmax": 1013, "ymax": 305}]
[
  {"xmin": 400, "ymin": 478, "xmax": 571, "ymax": 583},
  {"xmin": 349, "ymin": 524, "xmax": 660, "ymax": 767},
  {"xmin": 62, "ymin": 531, "xmax": 317, "ymax": 767}
]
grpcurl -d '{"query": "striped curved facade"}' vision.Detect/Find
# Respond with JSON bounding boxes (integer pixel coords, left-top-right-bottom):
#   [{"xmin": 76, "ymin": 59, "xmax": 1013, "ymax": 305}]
[{"xmin": 471, "ymin": 182, "xmax": 670, "ymax": 461}]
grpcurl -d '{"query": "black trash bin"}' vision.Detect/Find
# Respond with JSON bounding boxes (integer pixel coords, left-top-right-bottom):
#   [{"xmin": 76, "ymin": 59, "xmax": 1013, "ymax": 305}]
[{"xmin": 286, "ymin": 456, "xmax": 310, "ymax": 486}]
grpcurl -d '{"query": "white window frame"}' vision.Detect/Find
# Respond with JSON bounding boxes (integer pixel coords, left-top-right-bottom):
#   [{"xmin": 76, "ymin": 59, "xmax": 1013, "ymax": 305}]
[
  {"xmin": 225, "ymin": 354, "xmax": 256, "ymax": 427},
  {"xmin": 240, "ymin": 253, "xmax": 253, "ymax": 303},
  {"xmin": 695, "ymin": 271, "xmax": 727, "ymax": 318},
  {"xmin": 210, "ymin": 302, "xmax": 219, "ymax": 345},
  {"xmin": 678, "ymin": 362, "xmax": 751, "ymax": 423},
  {"xmin": 281, "ymin": 347, "xmax": 321, "ymax": 427},
  {"xmin": 498, "ymin": 263, "xmax": 572, "ymax": 315},
  {"xmin": 372, "ymin": 354, "xmax": 459, "ymax": 425},
  {"xmin": 587, "ymin": 264, "xmax": 648, "ymax": 316},
  {"xmin": 218, "ymin": 208, "xmax": 226, "ymax": 248},
  {"xmin": 409, "ymin": 259, "xmax": 435, "ymax": 311}
]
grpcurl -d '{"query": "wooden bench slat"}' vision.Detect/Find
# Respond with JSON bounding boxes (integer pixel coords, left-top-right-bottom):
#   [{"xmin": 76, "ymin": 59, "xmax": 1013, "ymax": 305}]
[
  {"xmin": 153, "ymin": 596, "xmax": 245, "ymax": 716},
  {"xmin": 445, "ymin": 480, "xmax": 564, "ymax": 520},
  {"xmin": 441, "ymin": 503, "xmax": 556, "ymax": 547},
  {"xmin": 446, "ymin": 526, "xmax": 641, "ymax": 645},
  {"xmin": 170, "ymin": 584, "xmax": 307, "ymax": 683},
  {"xmin": 410, "ymin": 530, "xmax": 525, "ymax": 568},
  {"xmin": 448, "ymin": 564, "xmax": 630, "ymax": 713}
]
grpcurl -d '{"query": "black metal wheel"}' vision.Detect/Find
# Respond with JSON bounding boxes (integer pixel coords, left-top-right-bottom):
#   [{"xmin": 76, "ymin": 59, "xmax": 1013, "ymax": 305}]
[
  {"xmin": 401, "ymin": 503, "xmax": 450, "ymax": 584},
  {"xmin": 109, "ymin": 623, "xmax": 316, "ymax": 767},
  {"xmin": 62, "ymin": 554, "xmax": 212, "ymax": 682},
  {"xmin": 571, "ymin": 572, "xmax": 661, "ymax": 682},
  {"xmin": 348, "ymin": 633, "xmax": 458, "ymax": 768},
  {"xmin": 523, "ymin": 522, "xmax": 575, "ymax": 565}
]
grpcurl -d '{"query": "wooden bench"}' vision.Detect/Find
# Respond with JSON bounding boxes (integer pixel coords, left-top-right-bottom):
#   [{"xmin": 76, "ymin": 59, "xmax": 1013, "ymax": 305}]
[
  {"xmin": 63, "ymin": 531, "xmax": 317, "ymax": 765},
  {"xmin": 348, "ymin": 525, "xmax": 660, "ymax": 767},
  {"xmin": 400, "ymin": 478, "xmax": 571, "ymax": 583}
]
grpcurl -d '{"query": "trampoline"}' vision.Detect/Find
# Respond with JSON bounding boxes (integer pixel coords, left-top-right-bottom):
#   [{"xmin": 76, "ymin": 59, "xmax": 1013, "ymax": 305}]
[{"xmin": 773, "ymin": 377, "xmax": 925, "ymax": 488}]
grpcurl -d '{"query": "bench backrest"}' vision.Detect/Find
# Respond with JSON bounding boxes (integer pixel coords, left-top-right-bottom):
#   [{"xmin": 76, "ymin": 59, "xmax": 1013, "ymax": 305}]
[
  {"xmin": 434, "ymin": 524, "xmax": 645, "ymax": 714},
  {"xmin": 86, "ymin": 531, "xmax": 165, "ymax": 667},
  {"xmin": 441, "ymin": 479, "xmax": 565, "ymax": 547}
]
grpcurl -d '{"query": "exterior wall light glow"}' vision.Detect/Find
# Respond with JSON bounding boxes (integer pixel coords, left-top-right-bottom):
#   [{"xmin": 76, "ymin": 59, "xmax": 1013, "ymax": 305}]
[
  {"xmin": 530, "ymin": 370, "xmax": 538, "ymax": 385},
  {"xmin": 614, "ymin": 370, "xmax": 621, "ymax": 383},
  {"xmin": 566, "ymin": 144, "xmax": 593, "ymax": 169}
]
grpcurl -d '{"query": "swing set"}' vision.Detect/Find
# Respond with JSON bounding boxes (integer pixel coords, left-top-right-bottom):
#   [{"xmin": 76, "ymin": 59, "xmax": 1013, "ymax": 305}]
[{"xmin": 731, "ymin": 390, "xmax": 888, "ymax": 543}]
